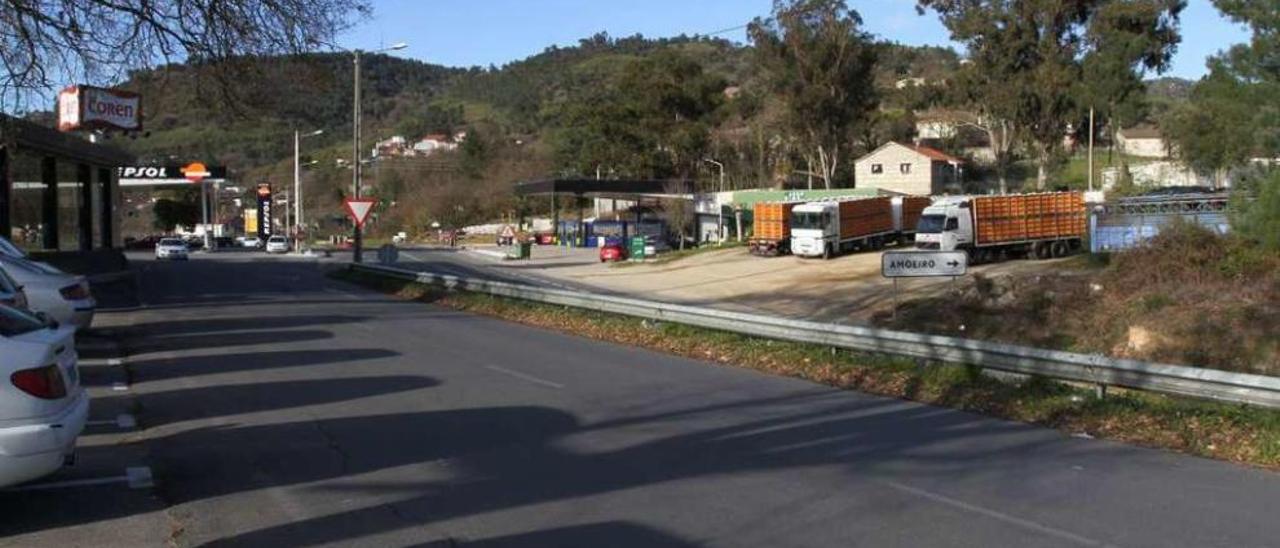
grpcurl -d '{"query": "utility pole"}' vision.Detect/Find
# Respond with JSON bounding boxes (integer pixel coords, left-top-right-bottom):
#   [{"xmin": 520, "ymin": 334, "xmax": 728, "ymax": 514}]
[
  {"xmin": 352, "ymin": 49, "xmax": 363, "ymax": 262},
  {"xmin": 350, "ymin": 43, "xmax": 406, "ymax": 263},
  {"xmin": 1087, "ymin": 107, "xmax": 1095, "ymax": 192},
  {"xmin": 704, "ymin": 158, "xmax": 725, "ymax": 243}
]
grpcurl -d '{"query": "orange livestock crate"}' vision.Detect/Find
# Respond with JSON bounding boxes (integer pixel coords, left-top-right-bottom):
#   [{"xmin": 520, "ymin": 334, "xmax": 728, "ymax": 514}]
[
  {"xmin": 899, "ymin": 196, "xmax": 932, "ymax": 232},
  {"xmin": 972, "ymin": 192, "xmax": 1086, "ymax": 246},
  {"xmin": 752, "ymin": 201, "xmax": 799, "ymax": 242},
  {"xmin": 836, "ymin": 197, "xmax": 895, "ymax": 240}
]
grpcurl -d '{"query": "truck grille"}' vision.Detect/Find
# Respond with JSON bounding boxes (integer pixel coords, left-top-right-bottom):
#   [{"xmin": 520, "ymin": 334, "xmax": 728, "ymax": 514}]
[{"xmin": 916, "ymin": 242, "xmax": 940, "ymax": 250}]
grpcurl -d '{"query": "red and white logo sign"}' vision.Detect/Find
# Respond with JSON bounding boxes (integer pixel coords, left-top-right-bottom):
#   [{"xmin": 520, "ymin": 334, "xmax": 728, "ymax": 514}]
[
  {"xmin": 344, "ymin": 199, "xmax": 377, "ymax": 228},
  {"xmin": 57, "ymin": 85, "xmax": 142, "ymax": 132},
  {"xmin": 181, "ymin": 162, "xmax": 211, "ymax": 182}
]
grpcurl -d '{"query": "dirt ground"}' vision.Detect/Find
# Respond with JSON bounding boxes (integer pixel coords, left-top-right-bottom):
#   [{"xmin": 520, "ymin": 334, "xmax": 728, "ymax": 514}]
[{"xmin": 473, "ymin": 244, "xmax": 1077, "ymax": 324}]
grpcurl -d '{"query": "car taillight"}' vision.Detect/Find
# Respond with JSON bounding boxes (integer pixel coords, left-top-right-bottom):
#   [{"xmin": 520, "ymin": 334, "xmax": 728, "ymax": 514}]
[
  {"xmin": 11, "ymin": 365, "xmax": 67, "ymax": 399},
  {"xmin": 60, "ymin": 283, "xmax": 91, "ymax": 300}
]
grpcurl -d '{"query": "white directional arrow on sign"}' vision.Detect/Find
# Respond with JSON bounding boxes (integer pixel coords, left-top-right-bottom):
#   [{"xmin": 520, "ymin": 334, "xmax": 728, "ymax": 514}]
[{"xmin": 344, "ymin": 199, "xmax": 377, "ymax": 228}]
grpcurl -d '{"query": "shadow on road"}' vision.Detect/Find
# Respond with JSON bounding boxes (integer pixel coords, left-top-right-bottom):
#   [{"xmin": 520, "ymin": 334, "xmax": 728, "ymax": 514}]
[
  {"xmin": 127, "ymin": 349, "xmax": 401, "ymax": 382},
  {"xmin": 179, "ymin": 392, "xmax": 1120, "ymax": 547},
  {"xmin": 136, "ymin": 375, "xmax": 440, "ymax": 427}
]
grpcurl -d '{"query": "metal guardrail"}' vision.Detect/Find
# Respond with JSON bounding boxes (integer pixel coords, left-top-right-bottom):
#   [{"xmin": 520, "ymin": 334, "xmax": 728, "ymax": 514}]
[{"xmin": 351, "ymin": 263, "xmax": 1280, "ymax": 409}]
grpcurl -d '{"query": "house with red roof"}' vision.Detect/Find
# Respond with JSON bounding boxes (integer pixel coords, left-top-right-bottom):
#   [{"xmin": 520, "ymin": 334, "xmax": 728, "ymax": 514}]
[{"xmin": 854, "ymin": 142, "xmax": 964, "ymax": 196}]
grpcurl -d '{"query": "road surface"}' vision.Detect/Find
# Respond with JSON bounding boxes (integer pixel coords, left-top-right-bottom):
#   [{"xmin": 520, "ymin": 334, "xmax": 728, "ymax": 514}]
[{"xmin": 3, "ymin": 251, "xmax": 1277, "ymax": 547}]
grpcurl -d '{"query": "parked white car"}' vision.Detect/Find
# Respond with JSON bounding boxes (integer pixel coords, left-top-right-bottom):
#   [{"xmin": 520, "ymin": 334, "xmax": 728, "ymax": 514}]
[
  {"xmin": 0, "ymin": 265, "xmax": 28, "ymax": 309},
  {"xmin": 0, "ymin": 304, "xmax": 88, "ymax": 488},
  {"xmin": 264, "ymin": 235, "xmax": 289, "ymax": 254},
  {"xmin": 0, "ymin": 256, "xmax": 95, "ymax": 330},
  {"xmin": 154, "ymin": 238, "xmax": 190, "ymax": 261},
  {"xmin": 241, "ymin": 236, "xmax": 262, "ymax": 248}
]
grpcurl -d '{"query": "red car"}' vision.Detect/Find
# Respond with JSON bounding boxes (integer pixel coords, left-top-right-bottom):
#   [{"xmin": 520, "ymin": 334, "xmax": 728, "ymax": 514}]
[{"xmin": 599, "ymin": 242, "xmax": 628, "ymax": 262}]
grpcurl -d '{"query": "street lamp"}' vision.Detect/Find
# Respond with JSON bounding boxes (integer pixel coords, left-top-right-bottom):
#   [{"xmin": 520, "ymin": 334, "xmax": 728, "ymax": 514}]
[
  {"xmin": 294, "ymin": 129, "xmax": 323, "ymax": 253},
  {"xmin": 352, "ymin": 41, "xmax": 408, "ymax": 263},
  {"xmin": 703, "ymin": 158, "xmax": 725, "ymax": 243}
]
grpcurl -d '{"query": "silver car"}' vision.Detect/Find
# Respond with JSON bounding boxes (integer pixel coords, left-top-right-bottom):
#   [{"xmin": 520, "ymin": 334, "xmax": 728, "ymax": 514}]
[
  {"xmin": 0, "ymin": 256, "xmax": 95, "ymax": 330},
  {"xmin": 155, "ymin": 238, "xmax": 190, "ymax": 260}
]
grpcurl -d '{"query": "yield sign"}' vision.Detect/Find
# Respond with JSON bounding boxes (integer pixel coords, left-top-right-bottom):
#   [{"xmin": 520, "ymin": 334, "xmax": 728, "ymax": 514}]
[{"xmin": 344, "ymin": 198, "xmax": 377, "ymax": 228}]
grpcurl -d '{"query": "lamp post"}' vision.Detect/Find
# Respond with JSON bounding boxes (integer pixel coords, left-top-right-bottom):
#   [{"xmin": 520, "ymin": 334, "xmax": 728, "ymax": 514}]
[
  {"xmin": 294, "ymin": 129, "xmax": 323, "ymax": 253},
  {"xmin": 352, "ymin": 42, "xmax": 407, "ymax": 263},
  {"xmin": 703, "ymin": 158, "xmax": 725, "ymax": 243}
]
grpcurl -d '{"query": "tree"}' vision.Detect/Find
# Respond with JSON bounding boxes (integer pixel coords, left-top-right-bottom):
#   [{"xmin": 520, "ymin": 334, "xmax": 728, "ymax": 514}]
[
  {"xmin": 917, "ymin": 0, "xmax": 1183, "ymax": 190},
  {"xmin": 749, "ymin": 0, "xmax": 879, "ymax": 189},
  {"xmin": 1160, "ymin": 72, "xmax": 1256, "ymax": 185},
  {"xmin": 551, "ymin": 50, "xmax": 724, "ymax": 179},
  {"xmin": 1076, "ymin": 0, "xmax": 1184, "ymax": 176},
  {"xmin": 0, "ymin": 0, "xmax": 369, "ymax": 110},
  {"xmin": 152, "ymin": 198, "xmax": 199, "ymax": 232}
]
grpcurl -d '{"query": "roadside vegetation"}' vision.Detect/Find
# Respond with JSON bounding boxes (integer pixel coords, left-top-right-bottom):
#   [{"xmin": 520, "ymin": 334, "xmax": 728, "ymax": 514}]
[
  {"xmin": 333, "ymin": 267, "xmax": 1280, "ymax": 469},
  {"xmin": 880, "ymin": 219, "xmax": 1280, "ymax": 375}
]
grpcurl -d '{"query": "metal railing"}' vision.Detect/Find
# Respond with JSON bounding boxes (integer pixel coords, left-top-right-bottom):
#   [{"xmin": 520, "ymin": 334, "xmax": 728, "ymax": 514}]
[{"xmin": 350, "ymin": 263, "xmax": 1280, "ymax": 409}]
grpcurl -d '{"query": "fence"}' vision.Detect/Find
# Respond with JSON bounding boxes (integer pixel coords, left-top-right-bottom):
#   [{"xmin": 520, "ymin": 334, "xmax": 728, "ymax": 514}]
[{"xmin": 350, "ymin": 263, "xmax": 1280, "ymax": 409}]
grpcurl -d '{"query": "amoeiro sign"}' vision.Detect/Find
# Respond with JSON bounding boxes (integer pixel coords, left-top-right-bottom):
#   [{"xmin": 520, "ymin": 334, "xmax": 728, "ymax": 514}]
[{"xmin": 57, "ymin": 85, "xmax": 142, "ymax": 132}]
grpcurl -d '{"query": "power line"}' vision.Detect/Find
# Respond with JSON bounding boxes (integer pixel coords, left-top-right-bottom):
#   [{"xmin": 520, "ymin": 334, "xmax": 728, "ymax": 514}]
[{"xmin": 702, "ymin": 23, "xmax": 750, "ymax": 37}]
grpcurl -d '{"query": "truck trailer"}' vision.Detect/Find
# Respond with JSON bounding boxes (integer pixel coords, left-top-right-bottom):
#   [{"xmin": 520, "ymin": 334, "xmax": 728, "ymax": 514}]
[
  {"xmin": 749, "ymin": 201, "xmax": 802, "ymax": 256},
  {"xmin": 790, "ymin": 196, "xmax": 931, "ymax": 259},
  {"xmin": 914, "ymin": 192, "xmax": 1086, "ymax": 263}
]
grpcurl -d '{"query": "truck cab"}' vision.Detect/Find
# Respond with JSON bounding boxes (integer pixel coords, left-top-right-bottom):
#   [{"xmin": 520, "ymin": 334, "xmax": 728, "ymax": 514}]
[
  {"xmin": 789, "ymin": 202, "xmax": 838, "ymax": 258},
  {"xmin": 914, "ymin": 197, "xmax": 973, "ymax": 252}
]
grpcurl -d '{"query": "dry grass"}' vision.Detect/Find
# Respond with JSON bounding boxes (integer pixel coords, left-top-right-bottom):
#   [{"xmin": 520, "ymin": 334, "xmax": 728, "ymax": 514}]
[
  {"xmin": 333, "ymin": 267, "xmax": 1280, "ymax": 469},
  {"xmin": 882, "ymin": 224, "xmax": 1280, "ymax": 375}
]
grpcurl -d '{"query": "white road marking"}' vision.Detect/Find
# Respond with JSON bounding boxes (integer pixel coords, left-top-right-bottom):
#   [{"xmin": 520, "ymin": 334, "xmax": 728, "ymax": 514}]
[
  {"xmin": 882, "ymin": 480, "xmax": 1112, "ymax": 547},
  {"xmin": 6, "ymin": 466, "xmax": 153, "ymax": 492},
  {"xmin": 111, "ymin": 382, "xmax": 129, "ymax": 391},
  {"xmin": 86, "ymin": 414, "xmax": 136, "ymax": 429},
  {"xmin": 485, "ymin": 365, "xmax": 565, "ymax": 389},
  {"xmin": 107, "ymin": 358, "xmax": 125, "ymax": 366}
]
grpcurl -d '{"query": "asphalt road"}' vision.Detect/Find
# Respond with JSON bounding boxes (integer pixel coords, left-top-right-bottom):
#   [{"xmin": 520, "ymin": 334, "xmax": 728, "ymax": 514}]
[{"xmin": 11, "ymin": 251, "xmax": 1279, "ymax": 547}]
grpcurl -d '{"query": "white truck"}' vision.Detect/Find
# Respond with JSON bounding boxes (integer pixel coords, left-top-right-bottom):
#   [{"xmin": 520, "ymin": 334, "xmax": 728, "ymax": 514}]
[
  {"xmin": 790, "ymin": 196, "xmax": 930, "ymax": 259},
  {"xmin": 913, "ymin": 192, "xmax": 1086, "ymax": 263}
]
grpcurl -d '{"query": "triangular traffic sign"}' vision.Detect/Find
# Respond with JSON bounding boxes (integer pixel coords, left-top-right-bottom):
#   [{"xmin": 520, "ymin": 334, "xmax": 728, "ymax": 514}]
[{"xmin": 344, "ymin": 198, "xmax": 377, "ymax": 228}]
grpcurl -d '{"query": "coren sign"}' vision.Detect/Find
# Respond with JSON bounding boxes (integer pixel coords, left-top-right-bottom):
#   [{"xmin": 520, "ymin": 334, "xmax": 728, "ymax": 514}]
[
  {"xmin": 881, "ymin": 251, "xmax": 968, "ymax": 278},
  {"xmin": 58, "ymin": 85, "xmax": 142, "ymax": 132}
]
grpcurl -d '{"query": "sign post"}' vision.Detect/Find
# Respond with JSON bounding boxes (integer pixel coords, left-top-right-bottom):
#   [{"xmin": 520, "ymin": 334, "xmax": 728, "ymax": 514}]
[{"xmin": 881, "ymin": 250, "xmax": 969, "ymax": 320}]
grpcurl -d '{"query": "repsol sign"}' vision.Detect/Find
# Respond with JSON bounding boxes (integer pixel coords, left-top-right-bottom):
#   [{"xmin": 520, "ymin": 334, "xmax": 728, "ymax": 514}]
[{"xmin": 117, "ymin": 165, "xmax": 227, "ymax": 185}]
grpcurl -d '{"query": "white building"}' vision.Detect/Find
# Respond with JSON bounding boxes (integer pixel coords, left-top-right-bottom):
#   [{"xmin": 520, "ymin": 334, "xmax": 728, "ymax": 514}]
[
  {"xmin": 854, "ymin": 142, "xmax": 963, "ymax": 196},
  {"xmin": 1116, "ymin": 126, "xmax": 1169, "ymax": 158}
]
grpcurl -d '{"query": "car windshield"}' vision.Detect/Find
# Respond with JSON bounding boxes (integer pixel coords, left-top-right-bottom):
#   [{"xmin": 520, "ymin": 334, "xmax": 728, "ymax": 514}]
[
  {"xmin": 792, "ymin": 211, "xmax": 827, "ymax": 230},
  {"xmin": 160, "ymin": 239, "xmax": 185, "ymax": 246},
  {"xmin": 269, "ymin": 237, "xmax": 286, "ymax": 243},
  {"xmin": 0, "ymin": 235, "xmax": 26, "ymax": 259},
  {"xmin": 0, "ymin": 256, "xmax": 48, "ymax": 277},
  {"xmin": 917, "ymin": 214, "xmax": 946, "ymax": 234},
  {"xmin": 0, "ymin": 303, "xmax": 46, "ymax": 337}
]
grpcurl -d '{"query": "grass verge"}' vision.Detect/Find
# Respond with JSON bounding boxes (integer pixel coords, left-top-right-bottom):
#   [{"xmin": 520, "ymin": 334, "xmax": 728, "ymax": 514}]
[{"xmin": 333, "ymin": 267, "xmax": 1280, "ymax": 469}]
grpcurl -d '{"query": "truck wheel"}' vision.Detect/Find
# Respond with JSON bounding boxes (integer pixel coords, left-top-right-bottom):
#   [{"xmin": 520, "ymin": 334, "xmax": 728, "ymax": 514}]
[
  {"xmin": 823, "ymin": 244, "xmax": 833, "ymax": 260},
  {"xmin": 1033, "ymin": 242, "xmax": 1052, "ymax": 260},
  {"xmin": 1051, "ymin": 240, "xmax": 1069, "ymax": 258}
]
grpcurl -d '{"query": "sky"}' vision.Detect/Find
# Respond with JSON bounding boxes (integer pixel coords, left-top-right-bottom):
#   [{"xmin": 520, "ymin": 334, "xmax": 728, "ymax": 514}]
[{"xmin": 340, "ymin": 0, "xmax": 1250, "ymax": 80}]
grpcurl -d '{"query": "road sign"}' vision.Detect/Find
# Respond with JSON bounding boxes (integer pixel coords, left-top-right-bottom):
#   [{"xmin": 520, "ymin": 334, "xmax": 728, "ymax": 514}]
[
  {"xmin": 344, "ymin": 199, "xmax": 376, "ymax": 228},
  {"xmin": 499, "ymin": 225, "xmax": 516, "ymax": 239},
  {"xmin": 881, "ymin": 251, "xmax": 967, "ymax": 278}
]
